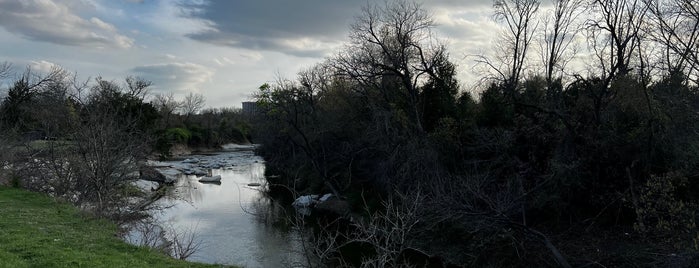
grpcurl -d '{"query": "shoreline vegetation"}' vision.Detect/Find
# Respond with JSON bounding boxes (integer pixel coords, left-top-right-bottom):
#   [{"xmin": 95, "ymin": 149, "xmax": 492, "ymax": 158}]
[
  {"xmin": 251, "ymin": 0, "xmax": 699, "ymax": 266},
  {"xmin": 2, "ymin": 0, "xmax": 699, "ymax": 266},
  {"xmin": 0, "ymin": 186, "xmax": 231, "ymax": 268}
]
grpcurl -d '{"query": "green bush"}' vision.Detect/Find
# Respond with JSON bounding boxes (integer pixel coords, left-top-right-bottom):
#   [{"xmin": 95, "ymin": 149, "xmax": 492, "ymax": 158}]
[
  {"xmin": 165, "ymin": 128, "xmax": 191, "ymax": 144},
  {"xmin": 154, "ymin": 128, "xmax": 192, "ymax": 157}
]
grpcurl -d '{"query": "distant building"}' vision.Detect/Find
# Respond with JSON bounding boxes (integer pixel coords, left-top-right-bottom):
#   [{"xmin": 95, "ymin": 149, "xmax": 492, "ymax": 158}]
[{"xmin": 242, "ymin": 101, "xmax": 259, "ymax": 115}]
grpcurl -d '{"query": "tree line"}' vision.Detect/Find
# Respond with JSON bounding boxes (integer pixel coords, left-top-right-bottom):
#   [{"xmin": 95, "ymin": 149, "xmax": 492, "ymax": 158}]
[
  {"xmin": 254, "ymin": 0, "xmax": 699, "ymax": 267},
  {"xmin": 0, "ymin": 65, "xmax": 250, "ymax": 219}
]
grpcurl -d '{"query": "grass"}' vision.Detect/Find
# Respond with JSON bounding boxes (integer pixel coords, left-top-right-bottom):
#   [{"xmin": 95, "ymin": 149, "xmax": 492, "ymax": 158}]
[{"xmin": 0, "ymin": 186, "xmax": 232, "ymax": 268}]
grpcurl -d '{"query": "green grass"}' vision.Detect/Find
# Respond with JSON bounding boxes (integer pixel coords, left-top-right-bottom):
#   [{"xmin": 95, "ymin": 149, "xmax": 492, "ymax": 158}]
[{"xmin": 0, "ymin": 186, "xmax": 231, "ymax": 268}]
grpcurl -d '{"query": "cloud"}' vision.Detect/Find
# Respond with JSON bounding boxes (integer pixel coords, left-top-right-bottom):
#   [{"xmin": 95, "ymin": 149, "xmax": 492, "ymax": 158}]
[
  {"xmin": 432, "ymin": 0, "xmax": 492, "ymax": 9},
  {"xmin": 130, "ymin": 62, "xmax": 214, "ymax": 93},
  {"xmin": 0, "ymin": 0, "xmax": 134, "ymax": 48},
  {"xmin": 28, "ymin": 60, "xmax": 61, "ymax": 74},
  {"xmin": 433, "ymin": 8, "xmax": 500, "ymax": 51},
  {"xmin": 177, "ymin": 0, "xmax": 496, "ymax": 58},
  {"xmin": 177, "ymin": 0, "xmax": 363, "ymax": 57},
  {"xmin": 188, "ymin": 30, "xmax": 341, "ymax": 58}
]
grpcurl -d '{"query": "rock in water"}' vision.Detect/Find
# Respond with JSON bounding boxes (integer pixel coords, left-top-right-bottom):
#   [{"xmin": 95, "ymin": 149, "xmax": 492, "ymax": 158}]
[
  {"xmin": 319, "ymin": 193, "xmax": 333, "ymax": 202},
  {"xmin": 292, "ymin": 195, "xmax": 319, "ymax": 208},
  {"xmin": 139, "ymin": 166, "xmax": 169, "ymax": 184},
  {"xmin": 182, "ymin": 158, "xmax": 199, "ymax": 164},
  {"xmin": 291, "ymin": 195, "xmax": 319, "ymax": 215},
  {"xmin": 199, "ymin": 175, "xmax": 221, "ymax": 183},
  {"xmin": 157, "ymin": 168, "xmax": 181, "ymax": 184}
]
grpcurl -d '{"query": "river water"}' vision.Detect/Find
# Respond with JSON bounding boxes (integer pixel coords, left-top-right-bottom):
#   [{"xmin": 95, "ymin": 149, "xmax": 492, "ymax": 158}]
[{"xmin": 127, "ymin": 145, "xmax": 306, "ymax": 267}]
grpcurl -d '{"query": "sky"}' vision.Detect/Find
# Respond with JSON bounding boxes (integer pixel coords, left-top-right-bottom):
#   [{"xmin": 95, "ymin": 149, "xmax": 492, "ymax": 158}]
[{"xmin": 0, "ymin": 0, "xmax": 503, "ymax": 108}]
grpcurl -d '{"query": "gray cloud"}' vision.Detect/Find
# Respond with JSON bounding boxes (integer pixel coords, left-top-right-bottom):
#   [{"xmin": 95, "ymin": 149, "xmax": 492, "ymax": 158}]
[
  {"xmin": 130, "ymin": 62, "xmax": 214, "ymax": 93},
  {"xmin": 178, "ymin": 0, "xmax": 493, "ymax": 58},
  {"xmin": 179, "ymin": 0, "xmax": 363, "ymax": 57},
  {"xmin": 0, "ymin": 0, "xmax": 134, "ymax": 49},
  {"xmin": 28, "ymin": 60, "xmax": 62, "ymax": 74},
  {"xmin": 432, "ymin": 0, "xmax": 492, "ymax": 9}
]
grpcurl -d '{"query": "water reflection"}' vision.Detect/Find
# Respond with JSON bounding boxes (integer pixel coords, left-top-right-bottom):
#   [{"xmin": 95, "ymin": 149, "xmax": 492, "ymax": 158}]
[{"xmin": 128, "ymin": 149, "xmax": 305, "ymax": 267}]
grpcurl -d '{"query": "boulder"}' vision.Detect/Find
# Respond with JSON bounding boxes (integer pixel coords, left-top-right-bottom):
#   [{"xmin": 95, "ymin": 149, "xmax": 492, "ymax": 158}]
[
  {"xmin": 156, "ymin": 168, "xmax": 181, "ymax": 184},
  {"xmin": 199, "ymin": 175, "xmax": 221, "ymax": 183},
  {"xmin": 193, "ymin": 169, "xmax": 207, "ymax": 176},
  {"xmin": 182, "ymin": 158, "xmax": 199, "ymax": 164},
  {"xmin": 315, "ymin": 197, "xmax": 351, "ymax": 217},
  {"xmin": 319, "ymin": 193, "xmax": 333, "ymax": 202},
  {"xmin": 139, "ymin": 166, "xmax": 168, "ymax": 183},
  {"xmin": 292, "ymin": 195, "xmax": 319, "ymax": 208},
  {"xmin": 292, "ymin": 194, "xmax": 324, "ymax": 216}
]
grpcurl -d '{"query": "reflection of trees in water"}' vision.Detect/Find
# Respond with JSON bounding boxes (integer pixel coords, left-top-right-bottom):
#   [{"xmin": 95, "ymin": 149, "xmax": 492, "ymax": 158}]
[
  {"xmin": 248, "ymin": 194, "xmax": 293, "ymax": 229},
  {"xmin": 247, "ymin": 162, "xmax": 266, "ymax": 182},
  {"xmin": 167, "ymin": 175, "xmax": 204, "ymax": 205},
  {"xmin": 247, "ymin": 194, "xmax": 313, "ymax": 267},
  {"xmin": 122, "ymin": 218, "xmax": 168, "ymax": 250},
  {"xmin": 121, "ymin": 217, "xmax": 202, "ymax": 261}
]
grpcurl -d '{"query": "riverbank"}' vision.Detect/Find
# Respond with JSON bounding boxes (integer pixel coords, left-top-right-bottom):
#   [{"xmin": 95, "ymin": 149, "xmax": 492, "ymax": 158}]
[{"xmin": 0, "ymin": 186, "xmax": 231, "ymax": 268}]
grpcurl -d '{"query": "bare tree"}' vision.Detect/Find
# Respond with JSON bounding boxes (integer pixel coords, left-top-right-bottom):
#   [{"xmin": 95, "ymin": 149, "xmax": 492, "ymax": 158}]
[
  {"xmin": 71, "ymin": 106, "xmax": 148, "ymax": 213},
  {"xmin": 16, "ymin": 76, "xmax": 156, "ymax": 218},
  {"xmin": 586, "ymin": 0, "xmax": 649, "ymax": 84},
  {"xmin": 124, "ymin": 219, "xmax": 203, "ymax": 260},
  {"xmin": 152, "ymin": 92, "xmax": 182, "ymax": 126},
  {"xmin": 181, "ymin": 92, "xmax": 205, "ymax": 116},
  {"xmin": 298, "ymin": 62, "xmax": 335, "ymax": 110},
  {"xmin": 483, "ymin": 0, "xmax": 541, "ymax": 91},
  {"xmin": 539, "ymin": 0, "xmax": 583, "ymax": 85},
  {"xmin": 152, "ymin": 92, "xmax": 182, "ymax": 114},
  {"xmin": 167, "ymin": 223, "xmax": 203, "ymax": 260},
  {"xmin": 125, "ymin": 76, "xmax": 152, "ymax": 100},
  {"xmin": 290, "ymin": 191, "xmax": 425, "ymax": 268},
  {"xmin": 645, "ymin": 0, "xmax": 699, "ymax": 84},
  {"xmin": 0, "ymin": 61, "xmax": 10, "ymax": 80},
  {"xmin": 334, "ymin": 0, "xmax": 447, "ymax": 134},
  {"xmin": 121, "ymin": 218, "xmax": 169, "ymax": 251},
  {"xmin": 353, "ymin": 192, "xmax": 423, "ymax": 268}
]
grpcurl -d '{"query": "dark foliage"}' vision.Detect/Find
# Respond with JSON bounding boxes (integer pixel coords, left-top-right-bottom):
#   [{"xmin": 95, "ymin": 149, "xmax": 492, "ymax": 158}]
[{"xmin": 251, "ymin": 0, "xmax": 699, "ymax": 266}]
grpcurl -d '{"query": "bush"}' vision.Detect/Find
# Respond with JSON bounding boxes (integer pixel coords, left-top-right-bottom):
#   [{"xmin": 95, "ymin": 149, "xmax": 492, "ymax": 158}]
[
  {"xmin": 165, "ymin": 128, "xmax": 192, "ymax": 144},
  {"xmin": 633, "ymin": 172, "xmax": 699, "ymax": 249},
  {"xmin": 154, "ymin": 128, "xmax": 192, "ymax": 157}
]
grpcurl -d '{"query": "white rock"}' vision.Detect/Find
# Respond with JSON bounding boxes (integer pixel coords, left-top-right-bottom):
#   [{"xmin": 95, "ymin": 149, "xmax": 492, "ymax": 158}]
[
  {"xmin": 156, "ymin": 168, "xmax": 181, "ymax": 184},
  {"xmin": 292, "ymin": 195, "xmax": 319, "ymax": 208},
  {"xmin": 319, "ymin": 193, "xmax": 333, "ymax": 202},
  {"xmin": 182, "ymin": 158, "xmax": 199, "ymax": 164}
]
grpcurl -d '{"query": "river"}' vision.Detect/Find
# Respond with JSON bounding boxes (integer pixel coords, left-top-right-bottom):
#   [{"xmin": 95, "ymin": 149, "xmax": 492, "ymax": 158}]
[{"xmin": 126, "ymin": 145, "xmax": 307, "ymax": 267}]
